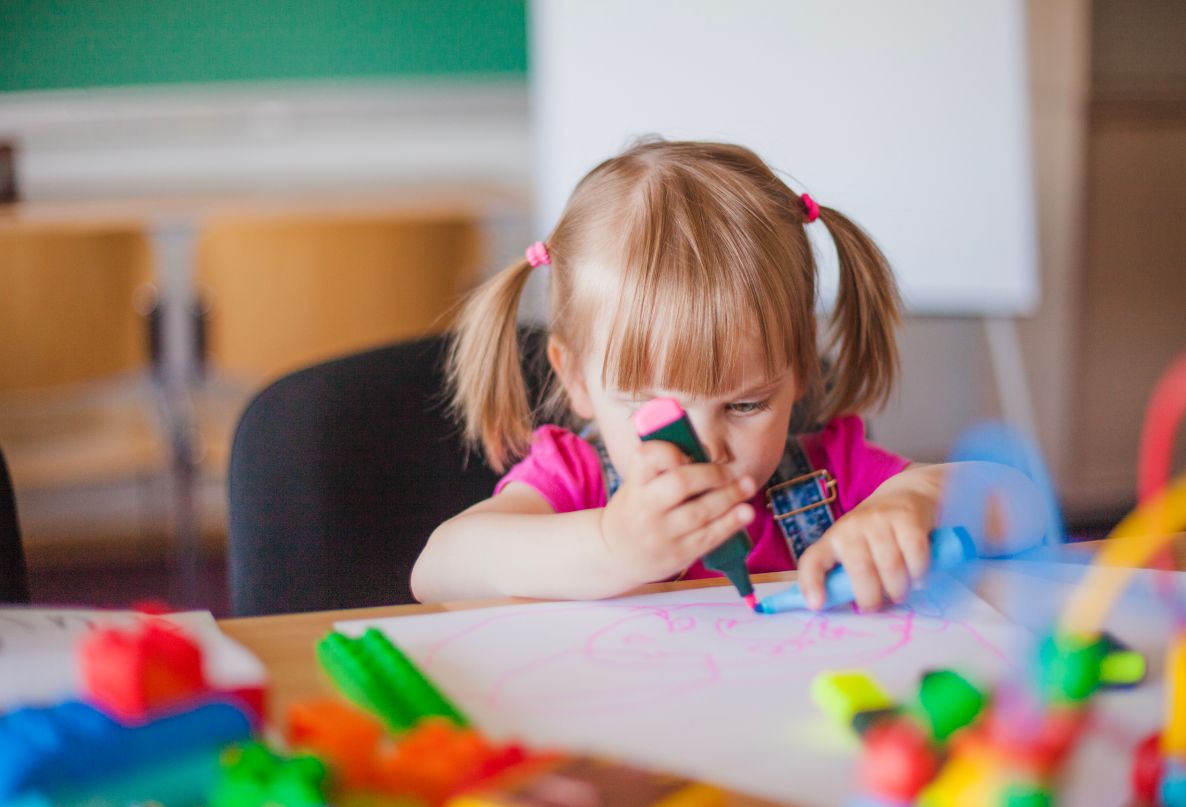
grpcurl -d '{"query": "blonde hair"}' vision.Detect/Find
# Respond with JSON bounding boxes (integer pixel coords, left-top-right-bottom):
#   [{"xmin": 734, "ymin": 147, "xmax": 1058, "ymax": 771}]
[{"xmin": 449, "ymin": 139, "xmax": 902, "ymax": 471}]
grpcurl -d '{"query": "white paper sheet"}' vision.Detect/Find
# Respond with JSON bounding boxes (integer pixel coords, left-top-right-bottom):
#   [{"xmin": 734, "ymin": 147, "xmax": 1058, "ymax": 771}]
[{"xmin": 338, "ymin": 578, "xmax": 1030, "ymax": 806}]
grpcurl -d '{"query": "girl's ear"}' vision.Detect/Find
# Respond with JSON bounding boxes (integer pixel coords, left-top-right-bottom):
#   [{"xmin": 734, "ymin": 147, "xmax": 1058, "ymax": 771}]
[{"xmin": 547, "ymin": 337, "xmax": 595, "ymax": 420}]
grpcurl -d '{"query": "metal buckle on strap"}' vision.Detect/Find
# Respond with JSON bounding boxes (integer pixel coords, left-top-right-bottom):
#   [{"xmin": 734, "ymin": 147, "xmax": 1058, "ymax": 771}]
[{"xmin": 765, "ymin": 469, "xmax": 837, "ymax": 521}]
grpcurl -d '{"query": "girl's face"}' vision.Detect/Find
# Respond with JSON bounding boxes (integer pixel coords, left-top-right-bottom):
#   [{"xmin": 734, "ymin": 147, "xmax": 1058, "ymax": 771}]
[{"xmin": 551, "ymin": 332, "xmax": 799, "ymax": 490}]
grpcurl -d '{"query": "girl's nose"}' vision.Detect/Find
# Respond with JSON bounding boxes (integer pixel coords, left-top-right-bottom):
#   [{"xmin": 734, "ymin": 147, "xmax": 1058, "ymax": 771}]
[
  {"xmin": 688, "ymin": 414, "xmax": 732, "ymax": 465},
  {"xmin": 705, "ymin": 438, "xmax": 734, "ymax": 465}
]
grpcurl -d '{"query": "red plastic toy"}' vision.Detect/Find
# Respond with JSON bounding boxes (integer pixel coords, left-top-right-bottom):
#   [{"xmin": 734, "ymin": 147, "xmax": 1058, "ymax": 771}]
[{"xmin": 79, "ymin": 618, "xmax": 207, "ymax": 723}]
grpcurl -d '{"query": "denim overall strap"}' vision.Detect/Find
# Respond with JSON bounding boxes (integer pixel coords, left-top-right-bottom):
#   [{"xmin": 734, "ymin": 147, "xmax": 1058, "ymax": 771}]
[
  {"xmin": 580, "ymin": 425, "xmax": 623, "ymax": 500},
  {"xmin": 763, "ymin": 436, "xmax": 837, "ymax": 563}
]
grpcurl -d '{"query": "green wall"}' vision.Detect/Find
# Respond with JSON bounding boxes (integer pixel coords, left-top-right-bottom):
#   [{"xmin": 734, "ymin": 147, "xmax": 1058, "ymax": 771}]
[{"xmin": 0, "ymin": 0, "xmax": 527, "ymax": 92}]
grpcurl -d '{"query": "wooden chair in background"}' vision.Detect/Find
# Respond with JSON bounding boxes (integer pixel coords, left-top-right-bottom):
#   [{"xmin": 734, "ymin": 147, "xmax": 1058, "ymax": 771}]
[
  {"xmin": 192, "ymin": 208, "xmax": 486, "ymax": 490},
  {"xmin": 0, "ymin": 225, "xmax": 170, "ymax": 556},
  {"xmin": 0, "ymin": 209, "xmax": 487, "ymax": 604}
]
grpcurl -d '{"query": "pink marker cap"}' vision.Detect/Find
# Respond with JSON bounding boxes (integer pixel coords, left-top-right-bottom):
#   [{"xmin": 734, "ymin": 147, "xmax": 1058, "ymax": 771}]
[{"xmin": 632, "ymin": 397, "xmax": 686, "ymax": 436}]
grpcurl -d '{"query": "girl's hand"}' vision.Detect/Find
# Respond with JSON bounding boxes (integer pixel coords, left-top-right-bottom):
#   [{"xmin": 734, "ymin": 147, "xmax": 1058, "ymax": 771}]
[
  {"xmin": 795, "ymin": 465, "xmax": 943, "ymax": 611},
  {"xmin": 597, "ymin": 440, "xmax": 757, "ymax": 587}
]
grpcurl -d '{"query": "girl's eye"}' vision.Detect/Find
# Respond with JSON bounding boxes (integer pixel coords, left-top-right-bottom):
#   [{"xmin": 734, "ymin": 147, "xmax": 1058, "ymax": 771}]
[{"xmin": 727, "ymin": 400, "xmax": 771, "ymax": 415}]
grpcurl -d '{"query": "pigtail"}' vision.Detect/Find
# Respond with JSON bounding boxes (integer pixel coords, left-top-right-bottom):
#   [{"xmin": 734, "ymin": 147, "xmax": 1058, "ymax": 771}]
[
  {"xmin": 817, "ymin": 206, "xmax": 903, "ymax": 417},
  {"xmin": 447, "ymin": 257, "xmax": 537, "ymax": 472}
]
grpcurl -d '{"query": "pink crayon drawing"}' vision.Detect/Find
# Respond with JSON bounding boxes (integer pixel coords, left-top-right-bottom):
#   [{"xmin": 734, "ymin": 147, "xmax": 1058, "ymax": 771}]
[{"xmin": 394, "ymin": 589, "xmax": 1013, "ymax": 718}]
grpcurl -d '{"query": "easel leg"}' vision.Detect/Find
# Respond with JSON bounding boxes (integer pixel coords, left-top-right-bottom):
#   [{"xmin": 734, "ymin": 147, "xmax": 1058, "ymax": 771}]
[{"xmin": 983, "ymin": 317, "xmax": 1038, "ymax": 438}]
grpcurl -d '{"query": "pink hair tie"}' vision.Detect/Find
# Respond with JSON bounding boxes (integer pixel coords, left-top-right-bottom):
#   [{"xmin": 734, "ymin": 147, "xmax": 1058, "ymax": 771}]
[
  {"xmin": 801, "ymin": 193, "xmax": 821, "ymax": 224},
  {"xmin": 525, "ymin": 241, "xmax": 551, "ymax": 267}
]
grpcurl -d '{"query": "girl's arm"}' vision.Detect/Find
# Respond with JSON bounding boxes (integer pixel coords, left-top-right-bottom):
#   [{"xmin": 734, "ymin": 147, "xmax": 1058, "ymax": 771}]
[
  {"xmin": 411, "ymin": 483, "xmax": 630, "ymax": 603},
  {"xmin": 795, "ymin": 461, "xmax": 1048, "ymax": 611},
  {"xmin": 412, "ymin": 441, "xmax": 757, "ymax": 603}
]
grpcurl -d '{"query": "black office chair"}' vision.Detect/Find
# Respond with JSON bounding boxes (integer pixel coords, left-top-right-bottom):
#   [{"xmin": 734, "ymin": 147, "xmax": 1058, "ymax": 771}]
[
  {"xmin": 1, "ymin": 445, "xmax": 31, "ymax": 604},
  {"xmin": 227, "ymin": 331, "xmax": 549, "ymax": 616}
]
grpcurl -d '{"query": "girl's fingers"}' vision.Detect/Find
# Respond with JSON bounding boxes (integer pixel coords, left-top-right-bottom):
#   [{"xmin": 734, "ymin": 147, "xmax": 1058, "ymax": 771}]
[
  {"xmin": 795, "ymin": 541, "xmax": 837, "ymax": 610},
  {"xmin": 898, "ymin": 526, "xmax": 932, "ymax": 588},
  {"xmin": 664, "ymin": 474, "xmax": 756, "ymax": 533},
  {"xmin": 682, "ymin": 500, "xmax": 756, "ymax": 555},
  {"xmin": 868, "ymin": 533, "xmax": 911, "ymax": 604},
  {"xmin": 648, "ymin": 461, "xmax": 737, "ymax": 509},
  {"xmin": 627, "ymin": 441, "xmax": 690, "ymax": 485},
  {"xmin": 834, "ymin": 540, "xmax": 882, "ymax": 612}
]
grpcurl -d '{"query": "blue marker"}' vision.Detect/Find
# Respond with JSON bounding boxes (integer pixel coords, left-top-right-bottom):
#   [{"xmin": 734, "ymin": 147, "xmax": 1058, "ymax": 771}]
[{"xmin": 755, "ymin": 526, "xmax": 977, "ymax": 613}]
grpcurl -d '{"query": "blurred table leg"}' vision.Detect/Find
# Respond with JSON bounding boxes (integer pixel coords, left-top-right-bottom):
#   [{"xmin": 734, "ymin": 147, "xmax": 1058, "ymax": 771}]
[{"xmin": 149, "ymin": 216, "xmax": 202, "ymax": 607}]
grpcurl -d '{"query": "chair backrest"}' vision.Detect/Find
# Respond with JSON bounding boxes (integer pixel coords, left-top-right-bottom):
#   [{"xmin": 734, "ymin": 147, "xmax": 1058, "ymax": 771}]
[
  {"xmin": 197, "ymin": 211, "xmax": 484, "ymax": 383},
  {"xmin": 0, "ymin": 445, "xmax": 30, "ymax": 604},
  {"xmin": 0, "ymin": 225, "xmax": 165, "ymax": 500},
  {"xmin": 227, "ymin": 330, "xmax": 549, "ymax": 616}
]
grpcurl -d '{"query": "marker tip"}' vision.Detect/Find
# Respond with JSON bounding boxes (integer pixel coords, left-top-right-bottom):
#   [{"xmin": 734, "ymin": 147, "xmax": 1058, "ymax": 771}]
[{"xmin": 743, "ymin": 593, "xmax": 758, "ymax": 610}]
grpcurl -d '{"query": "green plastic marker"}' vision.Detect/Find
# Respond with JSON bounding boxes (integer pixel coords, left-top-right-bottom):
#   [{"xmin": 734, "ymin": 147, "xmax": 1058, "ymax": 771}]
[
  {"xmin": 317, "ymin": 629, "xmax": 469, "ymax": 731},
  {"xmin": 632, "ymin": 397, "xmax": 757, "ymax": 608}
]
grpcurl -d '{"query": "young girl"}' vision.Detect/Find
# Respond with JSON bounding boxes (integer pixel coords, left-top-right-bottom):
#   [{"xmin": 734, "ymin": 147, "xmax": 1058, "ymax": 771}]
[{"xmin": 412, "ymin": 139, "xmax": 1042, "ymax": 610}]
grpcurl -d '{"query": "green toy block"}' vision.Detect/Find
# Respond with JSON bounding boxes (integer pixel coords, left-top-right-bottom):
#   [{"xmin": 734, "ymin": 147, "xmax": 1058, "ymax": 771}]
[
  {"xmin": 317, "ymin": 629, "xmax": 469, "ymax": 732},
  {"xmin": 209, "ymin": 742, "xmax": 329, "ymax": 807},
  {"xmin": 917, "ymin": 669, "xmax": 986, "ymax": 742},
  {"xmin": 1003, "ymin": 783, "xmax": 1053, "ymax": 807},
  {"xmin": 1038, "ymin": 632, "xmax": 1108, "ymax": 704}
]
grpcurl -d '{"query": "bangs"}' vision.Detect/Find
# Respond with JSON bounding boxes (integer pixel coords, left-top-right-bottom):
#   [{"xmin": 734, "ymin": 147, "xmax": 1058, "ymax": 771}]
[
  {"xmin": 595, "ymin": 165, "xmax": 817, "ymax": 397},
  {"xmin": 603, "ymin": 280, "xmax": 791, "ymax": 397}
]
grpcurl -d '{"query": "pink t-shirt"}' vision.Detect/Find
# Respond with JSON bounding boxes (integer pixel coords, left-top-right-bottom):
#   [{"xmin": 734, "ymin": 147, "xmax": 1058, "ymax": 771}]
[{"xmin": 494, "ymin": 415, "xmax": 910, "ymax": 578}]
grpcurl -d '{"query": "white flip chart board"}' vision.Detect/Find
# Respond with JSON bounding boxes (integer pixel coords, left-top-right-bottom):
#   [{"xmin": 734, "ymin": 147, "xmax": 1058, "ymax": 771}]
[{"xmin": 531, "ymin": 0, "xmax": 1039, "ymax": 316}]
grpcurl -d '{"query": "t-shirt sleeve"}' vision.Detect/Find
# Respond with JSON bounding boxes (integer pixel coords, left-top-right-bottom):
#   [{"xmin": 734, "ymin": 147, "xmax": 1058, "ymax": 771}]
[
  {"xmin": 493, "ymin": 425, "xmax": 607, "ymax": 513},
  {"xmin": 800, "ymin": 415, "xmax": 911, "ymax": 516}
]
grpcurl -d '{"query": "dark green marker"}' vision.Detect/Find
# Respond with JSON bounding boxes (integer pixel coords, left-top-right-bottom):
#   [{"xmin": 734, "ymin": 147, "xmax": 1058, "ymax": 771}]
[{"xmin": 632, "ymin": 397, "xmax": 757, "ymax": 608}]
